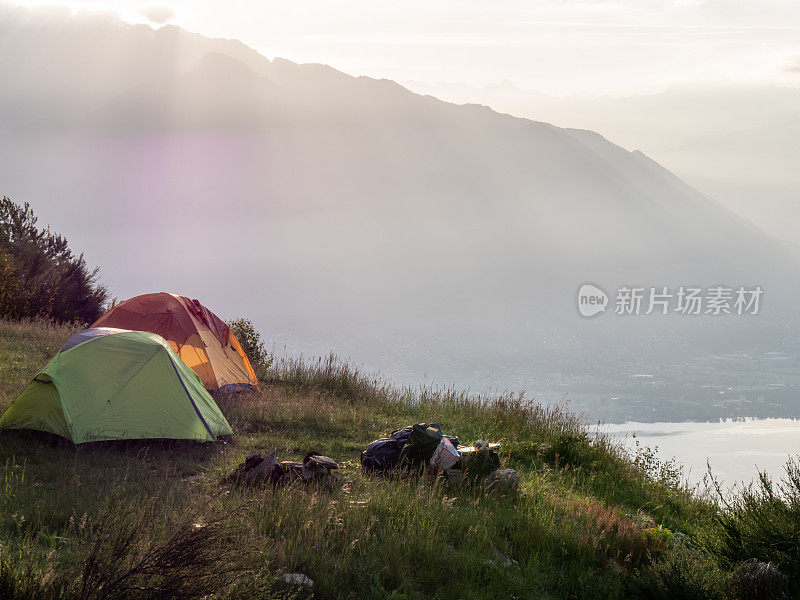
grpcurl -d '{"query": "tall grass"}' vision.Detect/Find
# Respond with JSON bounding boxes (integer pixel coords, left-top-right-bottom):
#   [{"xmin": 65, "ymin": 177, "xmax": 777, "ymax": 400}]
[
  {"xmin": 0, "ymin": 320, "xmax": 80, "ymax": 407},
  {"xmin": 0, "ymin": 497, "xmax": 279, "ymax": 600}
]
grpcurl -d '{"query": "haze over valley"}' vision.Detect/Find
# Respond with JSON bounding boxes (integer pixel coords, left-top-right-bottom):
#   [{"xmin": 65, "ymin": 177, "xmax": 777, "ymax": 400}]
[
  {"xmin": 405, "ymin": 81, "xmax": 800, "ymax": 249},
  {"xmin": 3, "ymin": 4, "xmax": 800, "ymax": 424}
]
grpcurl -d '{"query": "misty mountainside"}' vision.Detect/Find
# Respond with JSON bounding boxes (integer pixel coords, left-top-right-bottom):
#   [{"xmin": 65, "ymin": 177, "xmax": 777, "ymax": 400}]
[
  {"xmin": 406, "ymin": 79, "xmax": 800, "ymax": 248},
  {"xmin": 2, "ymin": 5, "xmax": 800, "ymax": 418}
]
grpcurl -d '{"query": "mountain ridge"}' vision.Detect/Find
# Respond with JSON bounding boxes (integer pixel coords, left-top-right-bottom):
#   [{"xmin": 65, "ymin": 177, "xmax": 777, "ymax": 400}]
[{"xmin": 2, "ymin": 4, "xmax": 799, "ymax": 412}]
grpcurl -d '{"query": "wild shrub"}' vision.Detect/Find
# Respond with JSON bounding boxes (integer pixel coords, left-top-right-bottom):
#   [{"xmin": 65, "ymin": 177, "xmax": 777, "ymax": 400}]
[
  {"xmin": 731, "ymin": 559, "xmax": 789, "ymax": 600},
  {"xmin": 631, "ymin": 439, "xmax": 683, "ymax": 489},
  {"xmin": 542, "ymin": 432, "xmax": 604, "ymax": 469},
  {"xmin": 0, "ymin": 197, "xmax": 107, "ymax": 323},
  {"xmin": 228, "ymin": 318, "xmax": 273, "ymax": 375},
  {"xmin": 271, "ymin": 353, "xmax": 392, "ymax": 404},
  {"xmin": 629, "ymin": 550, "xmax": 729, "ymax": 600},
  {"xmin": 65, "ymin": 499, "xmax": 276, "ymax": 600},
  {"xmin": 704, "ymin": 458, "xmax": 800, "ymax": 595}
]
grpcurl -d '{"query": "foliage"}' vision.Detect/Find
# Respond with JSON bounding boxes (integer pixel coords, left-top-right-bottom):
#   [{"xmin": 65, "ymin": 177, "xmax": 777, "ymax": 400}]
[
  {"xmin": 643, "ymin": 524, "xmax": 674, "ymax": 545},
  {"xmin": 704, "ymin": 458, "xmax": 800, "ymax": 596},
  {"xmin": 0, "ymin": 197, "xmax": 107, "ymax": 323},
  {"xmin": 0, "ymin": 501, "xmax": 279, "ymax": 600},
  {"xmin": 71, "ymin": 500, "xmax": 272, "ymax": 600},
  {"xmin": 629, "ymin": 550, "xmax": 729, "ymax": 600},
  {"xmin": 631, "ymin": 437, "xmax": 684, "ymax": 490},
  {"xmin": 228, "ymin": 318, "xmax": 273, "ymax": 375},
  {"xmin": 730, "ymin": 559, "xmax": 789, "ymax": 600},
  {"xmin": 541, "ymin": 431, "xmax": 604, "ymax": 469}
]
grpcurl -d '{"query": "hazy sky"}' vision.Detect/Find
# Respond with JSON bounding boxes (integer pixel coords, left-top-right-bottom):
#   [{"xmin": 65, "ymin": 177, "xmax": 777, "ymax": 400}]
[{"xmin": 10, "ymin": 0, "xmax": 800, "ymax": 95}]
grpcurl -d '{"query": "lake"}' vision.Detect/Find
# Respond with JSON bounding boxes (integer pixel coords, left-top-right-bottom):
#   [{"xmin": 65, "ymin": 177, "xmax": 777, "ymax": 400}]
[{"xmin": 599, "ymin": 418, "xmax": 800, "ymax": 490}]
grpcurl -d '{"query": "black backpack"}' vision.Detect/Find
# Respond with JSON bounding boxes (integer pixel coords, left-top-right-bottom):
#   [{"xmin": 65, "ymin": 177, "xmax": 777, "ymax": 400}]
[
  {"xmin": 399, "ymin": 423, "xmax": 460, "ymax": 467},
  {"xmin": 361, "ymin": 423, "xmax": 461, "ymax": 472},
  {"xmin": 360, "ymin": 437, "xmax": 406, "ymax": 472}
]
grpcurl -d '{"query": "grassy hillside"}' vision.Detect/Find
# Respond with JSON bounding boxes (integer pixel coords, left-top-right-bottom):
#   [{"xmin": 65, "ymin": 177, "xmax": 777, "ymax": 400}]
[{"xmin": 0, "ymin": 319, "xmax": 779, "ymax": 599}]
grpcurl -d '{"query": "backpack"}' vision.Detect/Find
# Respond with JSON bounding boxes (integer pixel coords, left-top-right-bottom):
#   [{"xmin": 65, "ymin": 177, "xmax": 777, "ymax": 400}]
[
  {"xmin": 399, "ymin": 423, "xmax": 460, "ymax": 467},
  {"xmin": 389, "ymin": 425, "xmax": 414, "ymax": 443},
  {"xmin": 361, "ymin": 423, "xmax": 461, "ymax": 472},
  {"xmin": 360, "ymin": 438, "xmax": 406, "ymax": 472}
]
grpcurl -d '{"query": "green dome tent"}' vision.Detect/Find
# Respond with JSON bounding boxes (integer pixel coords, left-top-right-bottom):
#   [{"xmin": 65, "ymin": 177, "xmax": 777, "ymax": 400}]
[{"xmin": 0, "ymin": 330, "xmax": 233, "ymax": 443}]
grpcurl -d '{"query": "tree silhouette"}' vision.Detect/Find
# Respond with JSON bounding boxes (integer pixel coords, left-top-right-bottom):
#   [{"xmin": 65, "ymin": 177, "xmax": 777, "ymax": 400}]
[{"xmin": 0, "ymin": 197, "xmax": 107, "ymax": 323}]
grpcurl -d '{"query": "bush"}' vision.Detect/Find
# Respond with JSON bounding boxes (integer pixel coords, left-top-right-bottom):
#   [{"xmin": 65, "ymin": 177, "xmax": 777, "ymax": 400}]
[
  {"xmin": 72, "ymin": 504, "xmax": 262, "ymax": 600},
  {"xmin": 0, "ymin": 499, "xmax": 278, "ymax": 600},
  {"xmin": 228, "ymin": 318, "xmax": 273, "ymax": 375},
  {"xmin": 630, "ymin": 550, "xmax": 729, "ymax": 600},
  {"xmin": 0, "ymin": 197, "xmax": 107, "ymax": 323},
  {"xmin": 731, "ymin": 559, "xmax": 789, "ymax": 600},
  {"xmin": 704, "ymin": 458, "xmax": 800, "ymax": 596},
  {"xmin": 541, "ymin": 432, "xmax": 605, "ymax": 470},
  {"xmin": 630, "ymin": 438, "xmax": 683, "ymax": 490}
]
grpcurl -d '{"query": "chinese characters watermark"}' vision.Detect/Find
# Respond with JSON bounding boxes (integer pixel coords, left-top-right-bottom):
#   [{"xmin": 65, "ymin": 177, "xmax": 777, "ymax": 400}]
[{"xmin": 577, "ymin": 284, "xmax": 762, "ymax": 318}]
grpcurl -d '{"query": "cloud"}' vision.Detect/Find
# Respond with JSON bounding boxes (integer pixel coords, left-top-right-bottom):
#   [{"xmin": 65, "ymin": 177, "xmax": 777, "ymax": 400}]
[{"xmin": 140, "ymin": 5, "xmax": 174, "ymax": 24}]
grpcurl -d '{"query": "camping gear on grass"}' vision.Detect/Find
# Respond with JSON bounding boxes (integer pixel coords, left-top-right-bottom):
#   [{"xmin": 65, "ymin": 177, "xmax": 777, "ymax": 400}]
[
  {"xmin": 458, "ymin": 440, "xmax": 501, "ymax": 477},
  {"xmin": 228, "ymin": 450, "xmax": 339, "ymax": 486},
  {"xmin": 0, "ymin": 330, "xmax": 233, "ymax": 443},
  {"xmin": 361, "ymin": 423, "xmax": 461, "ymax": 472},
  {"xmin": 360, "ymin": 437, "xmax": 405, "ymax": 472},
  {"xmin": 430, "ymin": 437, "xmax": 460, "ymax": 470},
  {"xmin": 92, "ymin": 292, "xmax": 258, "ymax": 393},
  {"xmin": 399, "ymin": 423, "xmax": 460, "ymax": 467},
  {"xmin": 362, "ymin": 424, "xmax": 512, "ymax": 493},
  {"xmin": 360, "ymin": 425, "xmax": 421, "ymax": 472}
]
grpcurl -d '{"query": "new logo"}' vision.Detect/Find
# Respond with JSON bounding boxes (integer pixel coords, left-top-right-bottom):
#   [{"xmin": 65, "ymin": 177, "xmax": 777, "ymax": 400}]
[{"xmin": 577, "ymin": 283, "xmax": 608, "ymax": 317}]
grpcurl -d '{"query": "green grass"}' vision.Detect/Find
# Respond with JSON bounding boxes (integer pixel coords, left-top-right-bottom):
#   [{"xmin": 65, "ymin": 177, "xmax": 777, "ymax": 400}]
[{"xmin": 0, "ymin": 319, "xmax": 783, "ymax": 599}]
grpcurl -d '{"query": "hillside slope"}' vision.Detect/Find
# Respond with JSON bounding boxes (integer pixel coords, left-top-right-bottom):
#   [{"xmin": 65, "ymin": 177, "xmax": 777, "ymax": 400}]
[{"xmin": 0, "ymin": 319, "xmax": 727, "ymax": 599}]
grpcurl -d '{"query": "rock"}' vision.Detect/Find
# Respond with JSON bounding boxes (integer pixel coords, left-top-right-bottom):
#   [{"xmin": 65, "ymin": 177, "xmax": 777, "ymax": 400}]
[
  {"xmin": 281, "ymin": 572, "xmax": 314, "ymax": 588},
  {"xmin": 244, "ymin": 449, "xmax": 277, "ymax": 484},
  {"xmin": 227, "ymin": 450, "xmax": 338, "ymax": 487},
  {"xmin": 304, "ymin": 452, "xmax": 339, "ymax": 471}
]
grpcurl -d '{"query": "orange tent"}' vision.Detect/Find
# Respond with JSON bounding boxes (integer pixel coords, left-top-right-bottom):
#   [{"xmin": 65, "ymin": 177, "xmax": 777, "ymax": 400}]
[{"xmin": 92, "ymin": 293, "xmax": 258, "ymax": 392}]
